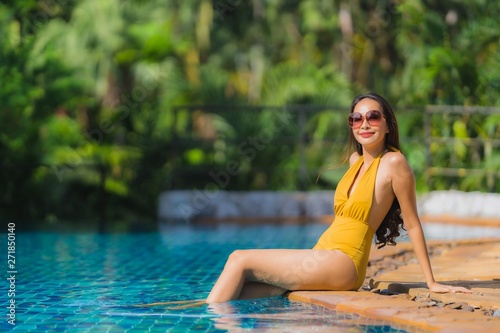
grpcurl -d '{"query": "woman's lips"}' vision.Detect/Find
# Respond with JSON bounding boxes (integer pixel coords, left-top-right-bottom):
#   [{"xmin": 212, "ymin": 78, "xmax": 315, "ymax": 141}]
[{"xmin": 359, "ymin": 132, "xmax": 374, "ymax": 138}]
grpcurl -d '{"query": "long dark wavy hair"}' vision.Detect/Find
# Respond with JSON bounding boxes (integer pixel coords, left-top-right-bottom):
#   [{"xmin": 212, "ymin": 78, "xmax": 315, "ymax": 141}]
[{"xmin": 343, "ymin": 92, "xmax": 405, "ymax": 248}]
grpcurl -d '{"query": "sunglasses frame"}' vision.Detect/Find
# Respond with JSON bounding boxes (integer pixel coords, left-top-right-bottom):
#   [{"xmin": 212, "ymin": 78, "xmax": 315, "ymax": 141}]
[{"xmin": 348, "ymin": 110, "xmax": 384, "ymax": 129}]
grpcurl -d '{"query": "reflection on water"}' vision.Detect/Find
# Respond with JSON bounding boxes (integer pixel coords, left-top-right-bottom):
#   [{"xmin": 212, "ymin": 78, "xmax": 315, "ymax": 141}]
[{"xmin": 207, "ymin": 298, "xmax": 409, "ymax": 332}]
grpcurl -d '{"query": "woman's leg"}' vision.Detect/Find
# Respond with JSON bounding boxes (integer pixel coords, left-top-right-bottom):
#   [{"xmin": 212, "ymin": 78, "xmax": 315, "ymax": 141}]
[
  {"xmin": 206, "ymin": 249, "xmax": 357, "ymax": 303},
  {"xmin": 238, "ymin": 282, "xmax": 287, "ymax": 300}
]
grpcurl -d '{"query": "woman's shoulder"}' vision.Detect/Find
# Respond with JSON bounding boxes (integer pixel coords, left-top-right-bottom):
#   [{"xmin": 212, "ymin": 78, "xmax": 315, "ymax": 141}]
[
  {"xmin": 382, "ymin": 150, "xmax": 414, "ymax": 176},
  {"xmin": 384, "ymin": 150, "xmax": 407, "ymax": 163}
]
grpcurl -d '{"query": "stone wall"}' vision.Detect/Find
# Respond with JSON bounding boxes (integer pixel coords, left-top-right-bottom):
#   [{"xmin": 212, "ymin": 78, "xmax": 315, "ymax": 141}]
[
  {"xmin": 417, "ymin": 190, "xmax": 500, "ymax": 220},
  {"xmin": 157, "ymin": 190, "xmax": 334, "ymax": 222},
  {"xmin": 158, "ymin": 190, "xmax": 500, "ymax": 223}
]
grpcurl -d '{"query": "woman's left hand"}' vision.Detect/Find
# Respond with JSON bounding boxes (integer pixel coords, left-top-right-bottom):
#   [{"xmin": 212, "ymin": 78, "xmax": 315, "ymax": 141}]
[{"xmin": 428, "ymin": 281, "xmax": 472, "ymax": 294}]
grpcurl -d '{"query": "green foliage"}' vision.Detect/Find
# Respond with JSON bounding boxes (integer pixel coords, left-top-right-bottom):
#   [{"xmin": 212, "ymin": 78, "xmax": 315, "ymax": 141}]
[
  {"xmin": 394, "ymin": 0, "xmax": 500, "ymax": 105},
  {"xmin": 0, "ymin": 0, "xmax": 499, "ymax": 226},
  {"xmin": 262, "ymin": 63, "xmax": 351, "ymax": 105}
]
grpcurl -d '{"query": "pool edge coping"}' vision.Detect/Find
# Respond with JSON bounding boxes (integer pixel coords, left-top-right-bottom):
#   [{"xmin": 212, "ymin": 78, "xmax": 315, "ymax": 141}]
[{"xmin": 289, "ymin": 238, "xmax": 500, "ymax": 333}]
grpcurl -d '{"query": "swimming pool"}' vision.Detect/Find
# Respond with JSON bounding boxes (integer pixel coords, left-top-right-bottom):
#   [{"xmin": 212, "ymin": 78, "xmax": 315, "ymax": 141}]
[{"xmin": 1, "ymin": 223, "xmax": 416, "ymax": 332}]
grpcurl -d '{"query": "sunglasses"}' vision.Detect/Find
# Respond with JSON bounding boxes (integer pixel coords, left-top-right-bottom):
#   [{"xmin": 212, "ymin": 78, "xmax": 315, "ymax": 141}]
[{"xmin": 348, "ymin": 110, "xmax": 384, "ymax": 129}]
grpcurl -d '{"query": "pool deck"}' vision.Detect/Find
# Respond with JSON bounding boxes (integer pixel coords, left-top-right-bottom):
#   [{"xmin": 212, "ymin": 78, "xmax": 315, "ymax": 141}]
[{"xmin": 289, "ymin": 237, "xmax": 500, "ymax": 332}]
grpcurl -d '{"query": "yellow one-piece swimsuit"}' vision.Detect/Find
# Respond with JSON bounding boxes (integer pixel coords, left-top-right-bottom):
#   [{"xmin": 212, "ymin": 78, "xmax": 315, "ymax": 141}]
[{"xmin": 313, "ymin": 151, "xmax": 384, "ymax": 290}]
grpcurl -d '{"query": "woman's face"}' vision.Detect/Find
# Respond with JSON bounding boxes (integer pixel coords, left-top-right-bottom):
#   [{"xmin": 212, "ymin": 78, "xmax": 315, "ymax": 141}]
[{"xmin": 350, "ymin": 98, "xmax": 389, "ymax": 149}]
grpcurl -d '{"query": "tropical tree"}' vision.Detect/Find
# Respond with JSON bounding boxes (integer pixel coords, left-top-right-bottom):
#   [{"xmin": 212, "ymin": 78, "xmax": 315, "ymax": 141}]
[{"xmin": 1, "ymin": 0, "xmax": 499, "ymax": 225}]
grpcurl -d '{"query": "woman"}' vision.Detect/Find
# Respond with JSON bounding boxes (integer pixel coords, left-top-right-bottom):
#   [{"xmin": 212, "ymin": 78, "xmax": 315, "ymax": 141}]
[{"xmin": 205, "ymin": 92, "xmax": 471, "ymax": 303}]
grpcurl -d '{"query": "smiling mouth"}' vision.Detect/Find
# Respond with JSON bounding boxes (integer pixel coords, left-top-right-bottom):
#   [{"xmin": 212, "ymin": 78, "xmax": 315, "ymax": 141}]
[{"xmin": 360, "ymin": 132, "xmax": 374, "ymax": 137}]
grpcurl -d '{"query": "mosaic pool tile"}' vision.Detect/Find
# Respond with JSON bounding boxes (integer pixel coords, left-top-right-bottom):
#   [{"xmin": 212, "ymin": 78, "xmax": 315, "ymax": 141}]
[{"xmin": 1, "ymin": 224, "xmax": 411, "ymax": 332}]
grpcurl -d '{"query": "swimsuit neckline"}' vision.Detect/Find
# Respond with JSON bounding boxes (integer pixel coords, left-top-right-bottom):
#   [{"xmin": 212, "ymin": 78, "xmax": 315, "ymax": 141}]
[{"xmin": 347, "ymin": 151, "xmax": 384, "ymax": 199}]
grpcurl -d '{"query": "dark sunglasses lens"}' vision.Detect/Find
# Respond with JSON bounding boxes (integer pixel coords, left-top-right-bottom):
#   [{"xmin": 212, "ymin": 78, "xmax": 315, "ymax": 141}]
[
  {"xmin": 348, "ymin": 113, "xmax": 362, "ymax": 127},
  {"xmin": 367, "ymin": 111, "xmax": 382, "ymax": 121}
]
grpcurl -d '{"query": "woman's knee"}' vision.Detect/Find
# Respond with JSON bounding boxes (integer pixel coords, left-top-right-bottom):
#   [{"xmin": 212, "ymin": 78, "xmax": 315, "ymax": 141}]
[{"xmin": 225, "ymin": 250, "xmax": 249, "ymax": 270}]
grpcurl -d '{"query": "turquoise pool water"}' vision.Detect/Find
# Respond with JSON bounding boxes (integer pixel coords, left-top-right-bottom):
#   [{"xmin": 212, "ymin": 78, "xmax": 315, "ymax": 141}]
[{"xmin": 1, "ymin": 224, "xmax": 413, "ymax": 332}]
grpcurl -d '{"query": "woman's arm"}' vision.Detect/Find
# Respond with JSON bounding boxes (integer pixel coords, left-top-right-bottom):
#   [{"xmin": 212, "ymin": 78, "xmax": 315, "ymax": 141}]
[{"xmin": 389, "ymin": 153, "xmax": 471, "ymax": 293}]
